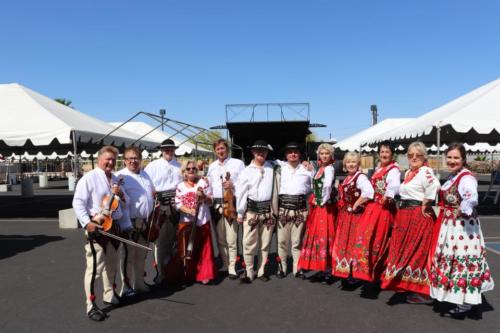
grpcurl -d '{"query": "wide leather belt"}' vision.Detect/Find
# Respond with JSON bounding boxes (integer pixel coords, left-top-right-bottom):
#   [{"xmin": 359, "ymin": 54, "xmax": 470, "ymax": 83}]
[
  {"xmin": 247, "ymin": 199, "xmax": 271, "ymax": 214},
  {"xmin": 279, "ymin": 194, "xmax": 306, "ymax": 210},
  {"xmin": 156, "ymin": 190, "xmax": 176, "ymax": 206},
  {"xmin": 399, "ymin": 199, "xmax": 422, "ymax": 209}
]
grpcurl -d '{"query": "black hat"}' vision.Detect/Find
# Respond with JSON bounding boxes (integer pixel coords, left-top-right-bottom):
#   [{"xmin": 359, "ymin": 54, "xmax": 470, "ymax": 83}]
[
  {"xmin": 250, "ymin": 139, "xmax": 272, "ymax": 151},
  {"xmin": 159, "ymin": 139, "xmax": 178, "ymax": 149},
  {"xmin": 284, "ymin": 141, "xmax": 301, "ymax": 151}
]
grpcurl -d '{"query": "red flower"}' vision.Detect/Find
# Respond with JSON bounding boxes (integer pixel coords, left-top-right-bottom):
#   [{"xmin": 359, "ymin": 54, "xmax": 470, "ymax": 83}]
[
  {"xmin": 449, "ymin": 280, "xmax": 454, "ymax": 288},
  {"xmin": 468, "ymin": 264, "xmax": 476, "ymax": 272},
  {"xmin": 459, "ymin": 235, "xmax": 464, "ymax": 240},
  {"xmin": 441, "ymin": 276, "xmax": 449, "ymax": 286},
  {"xmin": 458, "ymin": 264, "xmax": 465, "ymax": 272},
  {"xmin": 457, "ymin": 278, "xmax": 467, "ymax": 288},
  {"xmin": 471, "ymin": 277, "xmax": 482, "ymax": 287},
  {"xmin": 469, "ymin": 234, "xmax": 474, "ymax": 240},
  {"xmin": 483, "ymin": 271, "xmax": 491, "ymax": 281},
  {"xmin": 430, "ymin": 273, "xmax": 437, "ymax": 282}
]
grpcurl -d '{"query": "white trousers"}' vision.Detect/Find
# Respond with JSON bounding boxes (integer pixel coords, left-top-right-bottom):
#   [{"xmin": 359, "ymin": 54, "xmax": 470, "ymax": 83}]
[
  {"xmin": 242, "ymin": 212, "xmax": 275, "ymax": 279},
  {"xmin": 214, "ymin": 205, "xmax": 239, "ymax": 275},
  {"xmin": 277, "ymin": 221, "xmax": 304, "ymax": 274},
  {"xmin": 84, "ymin": 237, "xmax": 119, "ymax": 313}
]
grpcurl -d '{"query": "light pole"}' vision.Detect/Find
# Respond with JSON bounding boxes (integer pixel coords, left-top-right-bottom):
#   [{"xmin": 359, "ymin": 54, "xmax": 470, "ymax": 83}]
[{"xmin": 159, "ymin": 109, "xmax": 166, "ymax": 131}]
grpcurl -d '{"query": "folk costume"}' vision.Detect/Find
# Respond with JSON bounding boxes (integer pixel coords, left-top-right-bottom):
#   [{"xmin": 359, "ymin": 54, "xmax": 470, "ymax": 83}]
[
  {"xmin": 166, "ymin": 178, "xmax": 217, "ymax": 283},
  {"xmin": 275, "ymin": 154, "xmax": 312, "ymax": 276},
  {"xmin": 144, "ymin": 140, "xmax": 183, "ymax": 283},
  {"xmin": 72, "ymin": 167, "xmax": 131, "ymax": 318},
  {"xmin": 297, "ymin": 162, "xmax": 337, "ymax": 272},
  {"xmin": 207, "ymin": 156, "xmax": 245, "ymax": 277},
  {"xmin": 115, "ymin": 167, "xmax": 155, "ymax": 295},
  {"xmin": 348, "ymin": 163, "xmax": 400, "ymax": 282},
  {"xmin": 236, "ymin": 153, "xmax": 277, "ymax": 280},
  {"xmin": 430, "ymin": 169, "xmax": 494, "ymax": 305},
  {"xmin": 331, "ymin": 171, "xmax": 374, "ymax": 279},
  {"xmin": 381, "ymin": 165, "xmax": 440, "ymax": 295}
]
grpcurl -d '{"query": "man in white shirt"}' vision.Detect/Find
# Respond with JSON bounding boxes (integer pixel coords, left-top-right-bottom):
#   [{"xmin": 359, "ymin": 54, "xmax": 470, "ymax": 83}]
[
  {"xmin": 207, "ymin": 139, "xmax": 245, "ymax": 279},
  {"xmin": 144, "ymin": 139, "xmax": 183, "ymax": 284},
  {"xmin": 275, "ymin": 142, "xmax": 312, "ymax": 278},
  {"xmin": 236, "ymin": 140, "xmax": 277, "ymax": 283},
  {"xmin": 72, "ymin": 146, "xmax": 131, "ymax": 322},
  {"xmin": 116, "ymin": 146, "xmax": 155, "ymax": 296}
]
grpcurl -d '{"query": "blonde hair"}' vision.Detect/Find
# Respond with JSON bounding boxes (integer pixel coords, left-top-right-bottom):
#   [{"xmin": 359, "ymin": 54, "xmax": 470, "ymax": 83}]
[
  {"xmin": 97, "ymin": 145, "xmax": 119, "ymax": 158},
  {"xmin": 343, "ymin": 151, "xmax": 361, "ymax": 168},
  {"xmin": 407, "ymin": 141, "xmax": 428, "ymax": 161},
  {"xmin": 316, "ymin": 143, "xmax": 334, "ymax": 156}
]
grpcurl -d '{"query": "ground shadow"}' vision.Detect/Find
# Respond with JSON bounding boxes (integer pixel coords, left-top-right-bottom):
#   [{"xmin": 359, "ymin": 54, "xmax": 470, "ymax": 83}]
[
  {"xmin": 0, "ymin": 234, "xmax": 65, "ymax": 260},
  {"xmin": 432, "ymin": 295, "xmax": 495, "ymax": 320}
]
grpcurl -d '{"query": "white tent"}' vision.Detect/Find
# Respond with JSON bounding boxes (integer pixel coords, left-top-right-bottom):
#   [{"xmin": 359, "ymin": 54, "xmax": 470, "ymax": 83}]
[
  {"xmin": 0, "ymin": 83, "xmax": 158, "ymax": 154},
  {"xmin": 109, "ymin": 121, "xmax": 212, "ymax": 156},
  {"xmin": 365, "ymin": 78, "xmax": 500, "ymax": 146},
  {"xmin": 335, "ymin": 118, "xmax": 413, "ymax": 152}
]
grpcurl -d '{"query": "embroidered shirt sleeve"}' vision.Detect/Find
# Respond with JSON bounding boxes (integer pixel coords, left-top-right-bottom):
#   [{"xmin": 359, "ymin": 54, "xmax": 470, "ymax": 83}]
[
  {"xmin": 422, "ymin": 167, "xmax": 440, "ymax": 200},
  {"xmin": 458, "ymin": 174, "xmax": 478, "ymax": 216},
  {"xmin": 384, "ymin": 168, "xmax": 401, "ymax": 198},
  {"xmin": 357, "ymin": 174, "xmax": 374, "ymax": 199},
  {"xmin": 321, "ymin": 166, "xmax": 334, "ymax": 205}
]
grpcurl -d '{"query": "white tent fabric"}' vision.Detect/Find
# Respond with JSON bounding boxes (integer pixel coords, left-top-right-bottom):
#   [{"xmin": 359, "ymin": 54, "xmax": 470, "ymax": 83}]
[
  {"xmin": 335, "ymin": 118, "xmax": 414, "ymax": 152},
  {"xmin": 109, "ymin": 121, "xmax": 211, "ymax": 156},
  {"xmin": 365, "ymin": 78, "xmax": 500, "ymax": 145},
  {"xmin": 0, "ymin": 83, "xmax": 157, "ymax": 152},
  {"xmin": 428, "ymin": 143, "xmax": 500, "ymax": 153}
]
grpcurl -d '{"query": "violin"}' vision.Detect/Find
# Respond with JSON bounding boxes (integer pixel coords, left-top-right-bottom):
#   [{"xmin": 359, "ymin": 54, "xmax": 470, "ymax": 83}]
[
  {"xmin": 93, "ymin": 176, "xmax": 124, "ymax": 231},
  {"xmin": 222, "ymin": 171, "xmax": 237, "ymax": 220}
]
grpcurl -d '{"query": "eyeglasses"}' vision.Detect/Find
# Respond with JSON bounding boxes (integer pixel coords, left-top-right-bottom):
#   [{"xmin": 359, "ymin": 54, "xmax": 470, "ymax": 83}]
[
  {"xmin": 125, "ymin": 157, "xmax": 140, "ymax": 161},
  {"xmin": 407, "ymin": 153, "xmax": 424, "ymax": 159},
  {"xmin": 186, "ymin": 167, "xmax": 197, "ymax": 171}
]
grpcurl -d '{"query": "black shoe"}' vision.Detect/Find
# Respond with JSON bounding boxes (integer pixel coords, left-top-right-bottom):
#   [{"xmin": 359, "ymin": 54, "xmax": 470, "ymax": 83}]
[
  {"xmin": 444, "ymin": 305, "xmax": 472, "ymax": 320},
  {"xmin": 340, "ymin": 278, "xmax": 362, "ymax": 291},
  {"xmin": 87, "ymin": 307, "xmax": 106, "ymax": 322},
  {"xmin": 309, "ymin": 272, "xmax": 324, "ymax": 283},
  {"xmin": 228, "ymin": 273, "xmax": 239, "ymax": 280},
  {"xmin": 321, "ymin": 275, "xmax": 334, "ymax": 285},
  {"xmin": 258, "ymin": 275, "xmax": 270, "ymax": 282},
  {"xmin": 240, "ymin": 276, "xmax": 252, "ymax": 284},
  {"xmin": 295, "ymin": 271, "xmax": 306, "ymax": 279},
  {"xmin": 276, "ymin": 271, "xmax": 285, "ymax": 279}
]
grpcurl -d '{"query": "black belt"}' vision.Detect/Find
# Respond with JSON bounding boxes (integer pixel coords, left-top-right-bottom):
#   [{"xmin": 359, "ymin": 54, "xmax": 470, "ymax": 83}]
[
  {"xmin": 399, "ymin": 199, "xmax": 422, "ymax": 209},
  {"xmin": 156, "ymin": 190, "xmax": 176, "ymax": 205},
  {"xmin": 247, "ymin": 199, "xmax": 271, "ymax": 214},
  {"xmin": 279, "ymin": 194, "xmax": 306, "ymax": 210}
]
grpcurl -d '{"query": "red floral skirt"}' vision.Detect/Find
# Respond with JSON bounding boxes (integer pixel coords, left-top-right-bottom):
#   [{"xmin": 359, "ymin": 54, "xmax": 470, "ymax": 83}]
[
  {"xmin": 380, "ymin": 206, "xmax": 436, "ymax": 295},
  {"xmin": 331, "ymin": 206, "xmax": 365, "ymax": 278},
  {"xmin": 165, "ymin": 222, "xmax": 217, "ymax": 283},
  {"xmin": 297, "ymin": 196, "xmax": 337, "ymax": 272},
  {"xmin": 350, "ymin": 202, "xmax": 394, "ymax": 282}
]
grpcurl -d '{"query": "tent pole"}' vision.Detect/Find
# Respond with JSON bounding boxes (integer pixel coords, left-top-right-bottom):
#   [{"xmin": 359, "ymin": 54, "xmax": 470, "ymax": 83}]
[
  {"xmin": 436, "ymin": 124, "xmax": 441, "ymax": 179},
  {"xmin": 72, "ymin": 130, "xmax": 78, "ymax": 178}
]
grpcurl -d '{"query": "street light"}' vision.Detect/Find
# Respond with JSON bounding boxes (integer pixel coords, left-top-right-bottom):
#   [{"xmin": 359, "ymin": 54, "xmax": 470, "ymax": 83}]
[{"xmin": 159, "ymin": 109, "xmax": 166, "ymax": 131}]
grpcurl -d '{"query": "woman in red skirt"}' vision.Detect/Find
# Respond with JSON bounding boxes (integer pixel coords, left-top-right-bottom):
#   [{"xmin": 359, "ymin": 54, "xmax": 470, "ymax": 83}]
[
  {"xmin": 350, "ymin": 142, "xmax": 400, "ymax": 283},
  {"xmin": 380, "ymin": 141, "xmax": 440, "ymax": 303},
  {"xmin": 297, "ymin": 143, "xmax": 337, "ymax": 282},
  {"xmin": 331, "ymin": 152, "xmax": 374, "ymax": 288},
  {"xmin": 165, "ymin": 160, "xmax": 217, "ymax": 284}
]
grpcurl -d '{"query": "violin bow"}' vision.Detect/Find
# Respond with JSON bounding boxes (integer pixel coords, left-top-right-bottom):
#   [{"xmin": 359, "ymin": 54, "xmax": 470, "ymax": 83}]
[{"xmin": 97, "ymin": 229, "xmax": 152, "ymax": 251}]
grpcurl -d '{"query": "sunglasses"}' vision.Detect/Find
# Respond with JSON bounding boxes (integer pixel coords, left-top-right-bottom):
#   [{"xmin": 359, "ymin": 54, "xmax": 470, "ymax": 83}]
[
  {"xmin": 407, "ymin": 153, "xmax": 424, "ymax": 159},
  {"xmin": 125, "ymin": 157, "xmax": 140, "ymax": 161},
  {"xmin": 186, "ymin": 167, "xmax": 197, "ymax": 171}
]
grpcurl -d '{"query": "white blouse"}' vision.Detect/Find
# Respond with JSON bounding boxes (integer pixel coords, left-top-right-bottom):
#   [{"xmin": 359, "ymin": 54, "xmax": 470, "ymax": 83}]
[
  {"xmin": 72, "ymin": 167, "xmax": 130, "ymax": 229},
  {"xmin": 236, "ymin": 161, "xmax": 275, "ymax": 218},
  {"xmin": 400, "ymin": 166, "xmax": 440, "ymax": 202},
  {"xmin": 342, "ymin": 171, "xmax": 374, "ymax": 200},
  {"xmin": 175, "ymin": 178, "xmax": 212, "ymax": 226},
  {"xmin": 207, "ymin": 157, "xmax": 245, "ymax": 199},
  {"xmin": 441, "ymin": 168, "xmax": 478, "ymax": 216},
  {"xmin": 144, "ymin": 157, "xmax": 183, "ymax": 192}
]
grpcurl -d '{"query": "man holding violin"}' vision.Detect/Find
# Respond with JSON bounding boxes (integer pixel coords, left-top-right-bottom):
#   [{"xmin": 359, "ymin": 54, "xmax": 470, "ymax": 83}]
[
  {"xmin": 116, "ymin": 146, "xmax": 155, "ymax": 296},
  {"xmin": 144, "ymin": 139, "xmax": 183, "ymax": 284},
  {"xmin": 207, "ymin": 139, "xmax": 245, "ymax": 279},
  {"xmin": 73, "ymin": 145, "xmax": 131, "ymax": 322}
]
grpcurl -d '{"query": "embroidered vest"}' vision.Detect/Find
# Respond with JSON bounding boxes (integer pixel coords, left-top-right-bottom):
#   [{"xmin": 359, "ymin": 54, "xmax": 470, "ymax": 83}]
[
  {"xmin": 339, "ymin": 172, "xmax": 362, "ymax": 209},
  {"xmin": 439, "ymin": 170, "xmax": 472, "ymax": 217},
  {"xmin": 371, "ymin": 163, "xmax": 398, "ymax": 202}
]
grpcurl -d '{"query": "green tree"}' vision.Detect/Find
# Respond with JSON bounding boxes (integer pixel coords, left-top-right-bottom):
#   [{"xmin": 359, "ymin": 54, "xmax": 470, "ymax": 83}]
[
  {"xmin": 189, "ymin": 130, "xmax": 223, "ymax": 150},
  {"xmin": 54, "ymin": 98, "xmax": 73, "ymax": 108},
  {"xmin": 306, "ymin": 131, "xmax": 318, "ymax": 142}
]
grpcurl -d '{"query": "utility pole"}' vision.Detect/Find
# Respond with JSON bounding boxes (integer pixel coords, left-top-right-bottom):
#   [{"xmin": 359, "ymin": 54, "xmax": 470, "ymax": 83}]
[
  {"xmin": 159, "ymin": 109, "xmax": 166, "ymax": 131},
  {"xmin": 370, "ymin": 105, "xmax": 378, "ymax": 125}
]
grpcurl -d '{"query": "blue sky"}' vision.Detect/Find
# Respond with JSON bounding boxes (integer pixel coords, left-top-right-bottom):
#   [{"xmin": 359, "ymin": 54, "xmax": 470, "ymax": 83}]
[{"xmin": 1, "ymin": 0, "xmax": 499, "ymax": 141}]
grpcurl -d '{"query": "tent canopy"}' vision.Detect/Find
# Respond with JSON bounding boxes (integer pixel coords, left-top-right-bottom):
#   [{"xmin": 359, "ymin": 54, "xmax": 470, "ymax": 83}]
[
  {"xmin": 0, "ymin": 83, "xmax": 158, "ymax": 154},
  {"xmin": 335, "ymin": 118, "xmax": 413, "ymax": 152},
  {"xmin": 365, "ymin": 78, "xmax": 500, "ymax": 146}
]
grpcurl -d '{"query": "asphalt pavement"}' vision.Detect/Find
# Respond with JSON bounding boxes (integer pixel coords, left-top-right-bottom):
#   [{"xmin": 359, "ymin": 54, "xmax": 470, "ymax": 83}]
[{"xmin": 1, "ymin": 217, "xmax": 499, "ymax": 333}]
